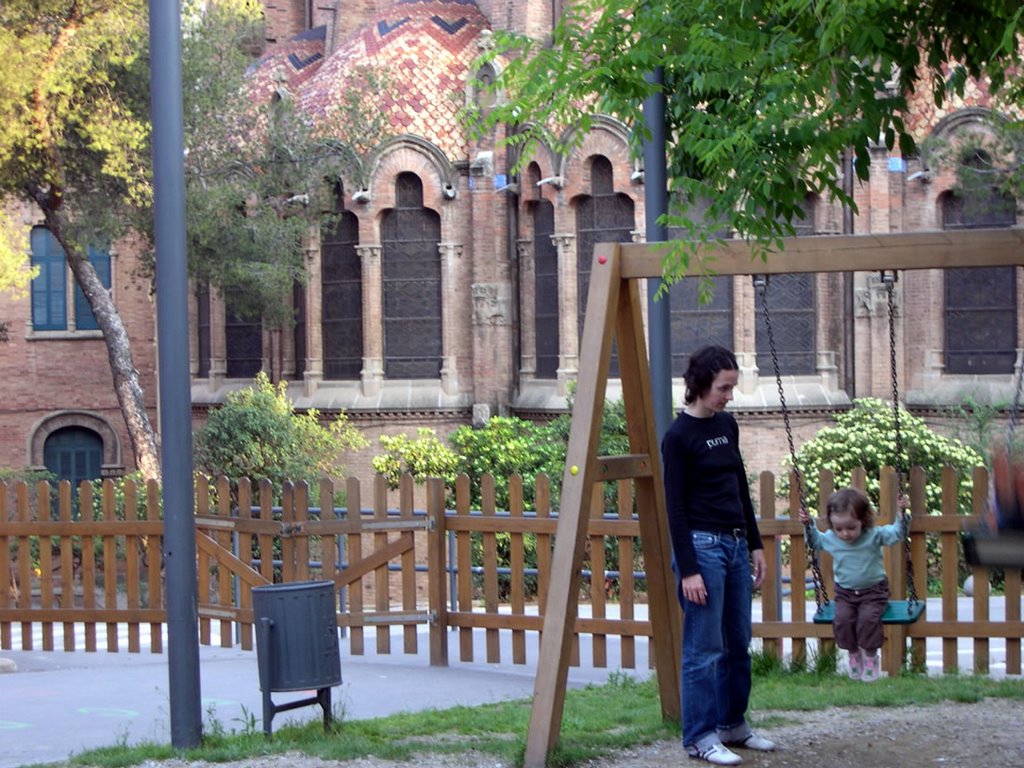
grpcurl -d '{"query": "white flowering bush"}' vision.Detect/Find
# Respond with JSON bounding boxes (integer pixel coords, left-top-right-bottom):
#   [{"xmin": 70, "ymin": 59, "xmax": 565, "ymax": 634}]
[{"xmin": 782, "ymin": 398, "xmax": 983, "ymax": 517}]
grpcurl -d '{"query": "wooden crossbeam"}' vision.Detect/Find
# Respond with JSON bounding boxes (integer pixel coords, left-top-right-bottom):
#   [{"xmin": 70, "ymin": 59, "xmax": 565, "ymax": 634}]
[
  {"xmin": 621, "ymin": 228, "xmax": 1024, "ymax": 279},
  {"xmin": 524, "ymin": 229, "xmax": 1024, "ymax": 768}
]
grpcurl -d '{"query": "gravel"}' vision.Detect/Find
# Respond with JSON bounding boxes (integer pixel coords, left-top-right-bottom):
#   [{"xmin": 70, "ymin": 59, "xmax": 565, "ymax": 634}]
[{"xmin": 101, "ymin": 697, "xmax": 1022, "ymax": 768}]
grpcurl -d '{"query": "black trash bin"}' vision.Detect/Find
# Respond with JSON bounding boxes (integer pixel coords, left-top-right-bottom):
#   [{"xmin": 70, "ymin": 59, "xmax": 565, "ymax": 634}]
[{"xmin": 252, "ymin": 580, "xmax": 342, "ymax": 736}]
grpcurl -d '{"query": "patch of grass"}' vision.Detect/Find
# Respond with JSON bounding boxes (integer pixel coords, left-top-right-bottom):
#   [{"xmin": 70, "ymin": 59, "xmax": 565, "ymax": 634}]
[
  {"xmin": 60, "ymin": 664, "xmax": 1023, "ymax": 768},
  {"xmin": 750, "ymin": 660, "xmax": 1024, "ymax": 713}
]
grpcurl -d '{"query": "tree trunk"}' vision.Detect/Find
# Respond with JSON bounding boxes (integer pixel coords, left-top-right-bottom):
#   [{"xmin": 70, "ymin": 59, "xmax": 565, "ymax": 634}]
[{"xmin": 47, "ymin": 212, "xmax": 163, "ymax": 481}]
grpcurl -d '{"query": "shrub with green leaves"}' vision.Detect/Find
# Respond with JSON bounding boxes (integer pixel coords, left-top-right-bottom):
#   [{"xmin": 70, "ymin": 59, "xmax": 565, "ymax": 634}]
[
  {"xmin": 536, "ymin": 386, "xmax": 632, "ymax": 512},
  {"xmin": 194, "ymin": 372, "xmax": 367, "ymax": 494},
  {"xmin": 449, "ymin": 416, "xmax": 562, "ymax": 511},
  {"xmin": 371, "ymin": 428, "xmax": 461, "ymax": 490}
]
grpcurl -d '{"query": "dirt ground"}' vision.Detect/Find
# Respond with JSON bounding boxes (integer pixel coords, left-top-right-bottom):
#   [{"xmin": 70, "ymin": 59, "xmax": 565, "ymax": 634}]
[{"xmin": 120, "ymin": 697, "xmax": 1021, "ymax": 768}]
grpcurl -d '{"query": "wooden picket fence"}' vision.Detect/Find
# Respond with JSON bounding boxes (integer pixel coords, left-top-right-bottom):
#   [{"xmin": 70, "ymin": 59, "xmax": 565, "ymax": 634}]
[{"xmin": 0, "ymin": 466, "xmax": 1021, "ymax": 677}]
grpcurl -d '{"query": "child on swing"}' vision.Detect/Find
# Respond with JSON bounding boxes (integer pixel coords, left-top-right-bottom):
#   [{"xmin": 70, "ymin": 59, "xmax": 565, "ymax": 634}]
[{"xmin": 798, "ymin": 487, "xmax": 905, "ymax": 682}]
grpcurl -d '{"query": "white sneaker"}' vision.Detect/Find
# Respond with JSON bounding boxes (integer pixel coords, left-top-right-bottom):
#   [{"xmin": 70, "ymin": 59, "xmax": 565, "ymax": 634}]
[
  {"xmin": 726, "ymin": 733, "xmax": 776, "ymax": 751},
  {"xmin": 687, "ymin": 742, "xmax": 743, "ymax": 765}
]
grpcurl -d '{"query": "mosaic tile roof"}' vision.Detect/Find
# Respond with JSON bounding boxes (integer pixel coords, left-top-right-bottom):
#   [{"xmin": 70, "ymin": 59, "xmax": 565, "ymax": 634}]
[
  {"xmin": 246, "ymin": 25, "xmax": 328, "ymax": 100},
  {"xmin": 297, "ymin": 0, "xmax": 491, "ymax": 160}
]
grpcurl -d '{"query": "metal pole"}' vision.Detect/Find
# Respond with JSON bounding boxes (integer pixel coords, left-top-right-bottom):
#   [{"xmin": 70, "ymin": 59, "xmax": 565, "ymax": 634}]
[
  {"xmin": 148, "ymin": 0, "xmax": 202, "ymax": 748},
  {"xmin": 643, "ymin": 67, "xmax": 672, "ymax": 440}
]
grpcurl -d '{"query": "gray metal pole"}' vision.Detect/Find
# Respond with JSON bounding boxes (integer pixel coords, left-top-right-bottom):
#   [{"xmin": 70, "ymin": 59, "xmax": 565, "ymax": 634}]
[
  {"xmin": 148, "ymin": 0, "xmax": 202, "ymax": 748},
  {"xmin": 643, "ymin": 67, "xmax": 672, "ymax": 440}
]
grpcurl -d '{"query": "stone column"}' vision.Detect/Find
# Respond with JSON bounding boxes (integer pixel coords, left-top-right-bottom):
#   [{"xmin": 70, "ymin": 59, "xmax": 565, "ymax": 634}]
[
  {"xmin": 439, "ymin": 241, "xmax": 464, "ymax": 396},
  {"xmin": 209, "ymin": 288, "xmax": 227, "ymax": 390},
  {"xmin": 517, "ymin": 238, "xmax": 536, "ymax": 378},
  {"xmin": 735, "ymin": 276, "xmax": 758, "ymax": 394},
  {"xmin": 552, "ymin": 233, "xmax": 577, "ymax": 389},
  {"xmin": 357, "ymin": 244, "xmax": 383, "ymax": 396},
  {"xmin": 303, "ymin": 235, "xmax": 324, "ymax": 396}
]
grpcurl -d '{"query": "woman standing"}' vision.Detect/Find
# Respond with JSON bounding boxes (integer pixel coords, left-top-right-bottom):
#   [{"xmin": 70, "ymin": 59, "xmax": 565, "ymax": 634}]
[{"xmin": 661, "ymin": 345, "xmax": 776, "ymax": 766}]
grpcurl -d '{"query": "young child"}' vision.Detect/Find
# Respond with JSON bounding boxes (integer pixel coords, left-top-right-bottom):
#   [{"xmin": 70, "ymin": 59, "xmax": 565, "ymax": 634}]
[{"xmin": 799, "ymin": 487, "xmax": 905, "ymax": 681}]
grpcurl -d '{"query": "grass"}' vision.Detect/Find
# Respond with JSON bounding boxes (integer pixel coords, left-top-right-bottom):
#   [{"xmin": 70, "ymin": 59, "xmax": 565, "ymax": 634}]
[{"xmin": 45, "ymin": 654, "xmax": 1024, "ymax": 768}]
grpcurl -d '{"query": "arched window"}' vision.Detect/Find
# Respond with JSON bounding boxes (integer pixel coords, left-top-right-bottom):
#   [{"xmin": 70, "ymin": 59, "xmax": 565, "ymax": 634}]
[
  {"xmin": 292, "ymin": 279, "xmax": 306, "ymax": 380},
  {"xmin": 196, "ymin": 285, "xmax": 211, "ymax": 378},
  {"xmin": 321, "ymin": 183, "xmax": 363, "ymax": 380},
  {"xmin": 942, "ymin": 151, "xmax": 1017, "ymax": 374},
  {"xmin": 576, "ymin": 157, "xmax": 635, "ymax": 332},
  {"xmin": 43, "ymin": 426, "xmax": 103, "ymax": 518},
  {"xmin": 533, "ymin": 199, "xmax": 559, "ymax": 379},
  {"xmin": 755, "ymin": 197, "xmax": 817, "ymax": 375},
  {"xmin": 576, "ymin": 156, "xmax": 634, "ymax": 375},
  {"xmin": 668, "ymin": 198, "xmax": 733, "ymax": 375},
  {"xmin": 381, "ymin": 172, "xmax": 442, "ymax": 378},
  {"xmin": 225, "ymin": 291, "xmax": 263, "ymax": 378}
]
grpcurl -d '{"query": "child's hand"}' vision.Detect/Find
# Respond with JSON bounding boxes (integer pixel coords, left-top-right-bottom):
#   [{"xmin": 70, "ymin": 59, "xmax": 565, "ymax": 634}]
[{"xmin": 798, "ymin": 506, "xmax": 810, "ymax": 524}]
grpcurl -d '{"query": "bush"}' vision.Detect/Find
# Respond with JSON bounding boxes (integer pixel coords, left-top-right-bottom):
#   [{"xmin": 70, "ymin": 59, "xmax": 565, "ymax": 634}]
[
  {"xmin": 194, "ymin": 372, "xmax": 368, "ymax": 496},
  {"xmin": 371, "ymin": 428, "xmax": 461, "ymax": 490},
  {"xmin": 449, "ymin": 416, "xmax": 561, "ymax": 511}
]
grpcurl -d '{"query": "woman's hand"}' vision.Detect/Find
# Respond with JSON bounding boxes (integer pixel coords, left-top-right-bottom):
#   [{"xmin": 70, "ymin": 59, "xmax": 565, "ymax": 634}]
[
  {"xmin": 680, "ymin": 573, "xmax": 707, "ymax": 606},
  {"xmin": 751, "ymin": 548, "xmax": 767, "ymax": 589}
]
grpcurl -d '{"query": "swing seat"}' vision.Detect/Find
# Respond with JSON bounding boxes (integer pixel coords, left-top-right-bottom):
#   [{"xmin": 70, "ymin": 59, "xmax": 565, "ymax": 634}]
[
  {"xmin": 962, "ymin": 528, "xmax": 1024, "ymax": 569},
  {"xmin": 813, "ymin": 599, "xmax": 925, "ymax": 625}
]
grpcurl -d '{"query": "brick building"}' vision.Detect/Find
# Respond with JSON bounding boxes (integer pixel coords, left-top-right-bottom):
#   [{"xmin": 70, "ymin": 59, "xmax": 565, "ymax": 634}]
[{"xmin": 1, "ymin": 0, "xmax": 1020, "ymax": 489}]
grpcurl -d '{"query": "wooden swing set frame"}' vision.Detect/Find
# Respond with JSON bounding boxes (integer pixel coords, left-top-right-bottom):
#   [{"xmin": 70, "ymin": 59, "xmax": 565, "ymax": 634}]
[{"xmin": 523, "ymin": 227, "xmax": 1024, "ymax": 768}]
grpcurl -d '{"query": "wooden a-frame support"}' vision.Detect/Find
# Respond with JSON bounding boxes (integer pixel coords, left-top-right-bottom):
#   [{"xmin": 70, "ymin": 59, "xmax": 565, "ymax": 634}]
[{"xmin": 524, "ymin": 227, "xmax": 1024, "ymax": 768}]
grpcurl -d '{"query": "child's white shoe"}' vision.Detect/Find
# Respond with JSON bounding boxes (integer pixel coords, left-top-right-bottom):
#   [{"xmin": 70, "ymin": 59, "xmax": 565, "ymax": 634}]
[
  {"xmin": 860, "ymin": 648, "xmax": 880, "ymax": 682},
  {"xmin": 847, "ymin": 648, "xmax": 864, "ymax": 680}
]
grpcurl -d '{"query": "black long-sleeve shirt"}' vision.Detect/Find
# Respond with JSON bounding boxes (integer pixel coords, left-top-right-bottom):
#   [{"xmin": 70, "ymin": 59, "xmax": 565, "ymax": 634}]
[{"xmin": 661, "ymin": 410, "xmax": 763, "ymax": 578}]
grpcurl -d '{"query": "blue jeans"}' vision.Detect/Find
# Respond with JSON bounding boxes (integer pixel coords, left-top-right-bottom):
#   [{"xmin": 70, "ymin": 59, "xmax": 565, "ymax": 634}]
[{"xmin": 678, "ymin": 530, "xmax": 754, "ymax": 748}]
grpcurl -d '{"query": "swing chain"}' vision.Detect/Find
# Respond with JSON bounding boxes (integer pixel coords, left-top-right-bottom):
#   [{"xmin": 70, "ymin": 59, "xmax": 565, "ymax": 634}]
[
  {"xmin": 883, "ymin": 271, "xmax": 919, "ymax": 609},
  {"xmin": 755, "ymin": 275, "xmax": 829, "ymax": 611}
]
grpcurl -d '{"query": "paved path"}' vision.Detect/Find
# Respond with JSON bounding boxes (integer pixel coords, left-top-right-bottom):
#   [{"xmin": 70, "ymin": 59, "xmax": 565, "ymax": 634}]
[
  {"xmin": 0, "ymin": 625, "xmax": 624, "ymax": 768},
  {"xmin": 0, "ymin": 596, "xmax": 1018, "ymax": 768}
]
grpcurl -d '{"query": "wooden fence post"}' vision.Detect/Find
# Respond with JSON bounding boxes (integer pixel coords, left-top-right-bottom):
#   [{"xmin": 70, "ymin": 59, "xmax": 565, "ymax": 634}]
[{"xmin": 426, "ymin": 477, "xmax": 448, "ymax": 666}]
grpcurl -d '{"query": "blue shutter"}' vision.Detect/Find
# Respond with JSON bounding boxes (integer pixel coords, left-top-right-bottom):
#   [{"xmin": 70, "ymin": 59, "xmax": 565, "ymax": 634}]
[
  {"xmin": 30, "ymin": 227, "xmax": 67, "ymax": 331},
  {"xmin": 75, "ymin": 246, "xmax": 111, "ymax": 331}
]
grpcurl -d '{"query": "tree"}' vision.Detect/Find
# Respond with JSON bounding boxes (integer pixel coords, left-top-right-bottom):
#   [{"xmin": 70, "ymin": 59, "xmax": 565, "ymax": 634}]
[
  {"xmin": 0, "ymin": 0, "xmax": 390, "ymax": 479},
  {"xmin": 181, "ymin": 2, "xmax": 391, "ymax": 377},
  {"xmin": 0, "ymin": 211, "xmax": 35, "ymax": 342},
  {"xmin": 0, "ymin": 212, "xmax": 35, "ymax": 296},
  {"xmin": 469, "ymin": 0, "xmax": 1024, "ymax": 282},
  {"xmin": 0, "ymin": 0, "xmax": 161, "ymax": 477}
]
